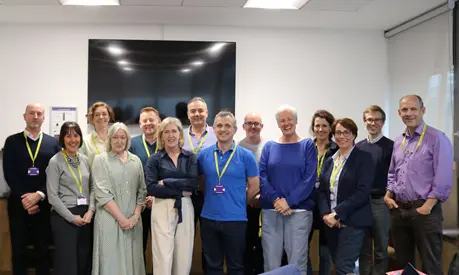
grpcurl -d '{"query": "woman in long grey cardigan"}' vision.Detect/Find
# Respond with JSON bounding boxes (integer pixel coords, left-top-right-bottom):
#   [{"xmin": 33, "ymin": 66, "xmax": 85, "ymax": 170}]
[
  {"xmin": 46, "ymin": 121, "xmax": 94, "ymax": 275},
  {"xmin": 91, "ymin": 122, "xmax": 147, "ymax": 275}
]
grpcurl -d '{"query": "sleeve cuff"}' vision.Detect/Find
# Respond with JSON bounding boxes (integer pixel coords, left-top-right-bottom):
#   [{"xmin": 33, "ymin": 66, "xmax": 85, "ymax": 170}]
[
  {"xmin": 285, "ymin": 197, "xmax": 295, "ymax": 208},
  {"xmin": 36, "ymin": 191, "xmax": 45, "ymax": 200}
]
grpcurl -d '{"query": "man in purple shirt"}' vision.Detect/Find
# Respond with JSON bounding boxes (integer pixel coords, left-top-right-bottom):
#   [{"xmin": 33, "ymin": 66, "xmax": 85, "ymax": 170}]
[{"xmin": 384, "ymin": 95, "xmax": 453, "ymax": 275}]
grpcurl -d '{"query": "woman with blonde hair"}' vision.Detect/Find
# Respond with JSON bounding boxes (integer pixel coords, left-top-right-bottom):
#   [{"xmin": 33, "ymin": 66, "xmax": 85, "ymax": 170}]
[
  {"xmin": 81, "ymin": 101, "xmax": 114, "ymax": 166},
  {"xmin": 91, "ymin": 122, "xmax": 146, "ymax": 275},
  {"xmin": 145, "ymin": 117, "xmax": 198, "ymax": 275}
]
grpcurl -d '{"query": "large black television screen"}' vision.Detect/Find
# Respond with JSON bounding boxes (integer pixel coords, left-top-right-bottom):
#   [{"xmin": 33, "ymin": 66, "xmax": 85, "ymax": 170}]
[{"xmin": 87, "ymin": 39, "xmax": 236, "ymax": 127}]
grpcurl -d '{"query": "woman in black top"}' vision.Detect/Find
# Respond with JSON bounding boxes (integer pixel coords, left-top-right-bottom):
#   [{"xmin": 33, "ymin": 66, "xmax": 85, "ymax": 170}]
[
  {"xmin": 307, "ymin": 110, "xmax": 338, "ymax": 275},
  {"xmin": 145, "ymin": 117, "xmax": 198, "ymax": 275}
]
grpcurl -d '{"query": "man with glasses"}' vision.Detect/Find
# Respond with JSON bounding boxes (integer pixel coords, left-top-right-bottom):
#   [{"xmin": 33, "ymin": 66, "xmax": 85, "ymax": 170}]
[
  {"xmin": 356, "ymin": 105, "xmax": 394, "ymax": 275},
  {"xmin": 384, "ymin": 95, "xmax": 453, "ymax": 275},
  {"xmin": 239, "ymin": 112, "xmax": 265, "ymax": 275}
]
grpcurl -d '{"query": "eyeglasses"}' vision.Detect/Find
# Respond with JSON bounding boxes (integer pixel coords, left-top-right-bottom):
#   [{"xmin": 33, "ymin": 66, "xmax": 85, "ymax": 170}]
[
  {"xmin": 244, "ymin": 122, "xmax": 261, "ymax": 127},
  {"xmin": 334, "ymin": 130, "xmax": 351, "ymax": 138},
  {"xmin": 365, "ymin": 118, "xmax": 383, "ymax": 124}
]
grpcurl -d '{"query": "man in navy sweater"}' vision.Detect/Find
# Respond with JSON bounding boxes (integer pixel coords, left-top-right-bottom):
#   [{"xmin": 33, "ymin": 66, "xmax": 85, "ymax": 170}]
[
  {"xmin": 129, "ymin": 106, "xmax": 161, "ymax": 266},
  {"xmin": 3, "ymin": 103, "xmax": 61, "ymax": 275},
  {"xmin": 356, "ymin": 105, "xmax": 394, "ymax": 275}
]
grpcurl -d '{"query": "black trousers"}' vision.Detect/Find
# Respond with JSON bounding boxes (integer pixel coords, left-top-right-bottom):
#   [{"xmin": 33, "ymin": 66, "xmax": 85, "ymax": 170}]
[
  {"xmin": 50, "ymin": 206, "xmax": 92, "ymax": 275},
  {"xmin": 391, "ymin": 200, "xmax": 443, "ymax": 275},
  {"xmin": 201, "ymin": 217, "xmax": 247, "ymax": 275},
  {"xmin": 244, "ymin": 207, "xmax": 263, "ymax": 275},
  {"xmin": 142, "ymin": 207, "xmax": 151, "ymax": 266},
  {"xmin": 8, "ymin": 197, "xmax": 51, "ymax": 275},
  {"xmin": 192, "ymin": 191, "xmax": 205, "ymax": 271}
]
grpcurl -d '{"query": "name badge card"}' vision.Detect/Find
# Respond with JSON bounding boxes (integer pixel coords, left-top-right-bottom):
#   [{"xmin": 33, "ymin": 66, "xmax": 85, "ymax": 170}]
[
  {"xmin": 213, "ymin": 185, "xmax": 225, "ymax": 194},
  {"xmin": 28, "ymin": 167, "xmax": 39, "ymax": 176},
  {"xmin": 77, "ymin": 196, "xmax": 87, "ymax": 206}
]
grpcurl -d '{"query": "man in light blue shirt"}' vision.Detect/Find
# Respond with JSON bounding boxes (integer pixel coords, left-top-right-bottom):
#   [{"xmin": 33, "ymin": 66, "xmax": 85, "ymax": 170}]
[
  {"xmin": 182, "ymin": 97, "xmax": 217, "ymax": 272},
  {"xmin": 183, "ymin": 97, "xmax": 217, "ymax": 224},
  {"xmin": 198, "ymin": 111, "xmax": 259, "ymax": 275}
]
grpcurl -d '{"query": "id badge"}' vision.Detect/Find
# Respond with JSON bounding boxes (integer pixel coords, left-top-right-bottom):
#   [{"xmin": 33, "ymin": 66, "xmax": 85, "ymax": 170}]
[
  {"xmin": 213, "ymin": 185, "xmax": 225, "ymax": 194},
  {"xmin": 77, "ymin": 196, "xmax": 87, "ymax": 206},
  {"xmin": 330, "ymin": 192, "xmax": 335, "ymax": 201},
  {"xmin": 28, "ymin": 167, "xmax": 39, "ymax": 176}
]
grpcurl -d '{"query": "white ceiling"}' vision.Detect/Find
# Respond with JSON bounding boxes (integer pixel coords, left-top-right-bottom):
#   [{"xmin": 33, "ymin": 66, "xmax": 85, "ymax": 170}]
[{"xmin": 0, "ymin": 0, "xmax": 447, "ymax": 30}]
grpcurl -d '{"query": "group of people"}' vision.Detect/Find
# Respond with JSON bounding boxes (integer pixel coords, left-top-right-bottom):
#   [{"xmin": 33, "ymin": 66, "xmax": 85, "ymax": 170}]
[{"xmin": 2, "ymin": 94, "xmax": 453, "ymax": 275}]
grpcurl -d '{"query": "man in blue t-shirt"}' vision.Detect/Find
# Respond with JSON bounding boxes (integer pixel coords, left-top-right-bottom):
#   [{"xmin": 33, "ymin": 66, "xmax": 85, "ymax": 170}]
[{"xmin": 198, "ymin": 111, "xmax": 259, "ymax": 275}]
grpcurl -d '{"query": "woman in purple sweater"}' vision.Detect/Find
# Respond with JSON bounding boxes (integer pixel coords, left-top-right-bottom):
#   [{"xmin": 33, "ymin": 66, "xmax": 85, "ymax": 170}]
[{"xmin": 259, "ymin": 105, "xmax": 317, "ymax": 275}]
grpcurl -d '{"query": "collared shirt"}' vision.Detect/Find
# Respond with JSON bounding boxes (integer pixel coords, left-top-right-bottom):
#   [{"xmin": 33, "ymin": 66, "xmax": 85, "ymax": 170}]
[
  {"xmin": 367, "ymin": 133, "xmax": 384, "ymax": 144},
  {"xmin": 145, "ymin": 148, "xmax": 198, "ymax": 223},
  {"xmin": 183, "ymin": 124, "xmax": 217, "ymax": 155},
  {"xmin": 24, "ymin": 129, "xmax": 42, "ymax": 141},
  {"xmin": 198, "ymin": 141, "xmax": 258, "ymax": 221},
  {"xmin": 330, "ymin": 146, "xmax": 355, "ymax": 210},
  {"xmin": 92, "ymin": 150, "xmax": 146, "ymax": 208},
  {"xmin": 129, "ymin": 134, "xmax": 157, "ymax": 171},
  {"xmin": 81, "ymin": 131, "xmax": 106, "ymax": 167},
  {"xmin": 387, "ymin": 122, "xmax": 453, "ymax": 202}
]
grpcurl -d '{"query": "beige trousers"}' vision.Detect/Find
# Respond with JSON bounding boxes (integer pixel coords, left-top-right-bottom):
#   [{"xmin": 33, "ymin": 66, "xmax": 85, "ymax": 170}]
[{"xmin": 151, "ymin": 197, "xmax": 194, "ymax": 275}]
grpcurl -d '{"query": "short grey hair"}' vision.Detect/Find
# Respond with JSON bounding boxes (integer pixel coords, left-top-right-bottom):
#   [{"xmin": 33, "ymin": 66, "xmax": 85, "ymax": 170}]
[
  {"xmin": 106, "ymin": 122, "xmax": 131, "ymax": 152},
  {"xmin": 275, "ymin": 104, "xmax": 298, "ymax": 122},
  {"xmin": 214, "ymin": 111, "xmax": 237, "ymax": 127}
]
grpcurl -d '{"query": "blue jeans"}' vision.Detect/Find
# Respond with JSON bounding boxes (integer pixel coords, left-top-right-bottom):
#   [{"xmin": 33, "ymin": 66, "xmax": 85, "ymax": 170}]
[
  {"xmin": 359, "ymin": 198, "xmax": 390, "ymax": 275},
  {"xmin": 262, "ymin": 210, "xmax": 313, "ymax": 275},
  {"xmin": 326, "ymin": 226, "xmax": 365, "ymax": 275}
]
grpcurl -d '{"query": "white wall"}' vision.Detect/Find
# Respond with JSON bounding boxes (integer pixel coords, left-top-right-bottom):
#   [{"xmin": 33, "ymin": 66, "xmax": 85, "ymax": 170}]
[
  {"xmin": 0, "ymin": 24, "xmax": 388, "ymax": 145},
  {"xmin": 387, "ymin": 12, "xmax": 453, "ymax": 140}
]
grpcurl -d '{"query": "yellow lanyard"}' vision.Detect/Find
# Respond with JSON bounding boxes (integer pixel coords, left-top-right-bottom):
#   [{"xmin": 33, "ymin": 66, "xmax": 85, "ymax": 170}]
[
  {"xmin": 24, "ymin": 132, "xmax": 43, "ymax": 167},
  {"xmin": 401, "ymin": 124, "xmax": 427, "ymax": 155},
  {"xmin": 214, "ymin": 145, "xmax": 238, "ymax": 185},
  {"xmin": 317, "ymin": 152, "xmax": 327, "ymax": 178},
  {"xmin": 188, "ymin": 129, "xmax": 208, "ymax": 154},
  {"xmin": 329, "ymin": 156, "xmax": 345, "ymax": 189},
  {"xmin": 63, "ymin": 152, "xmax": 83, "ymax": 194},
  {"xmin": 91, "ymin": 133, "xmax": 101, "ymax": 155},
  {"xmin": 142, "ymin": 135, "xmax": 158, "ymax": 158}
]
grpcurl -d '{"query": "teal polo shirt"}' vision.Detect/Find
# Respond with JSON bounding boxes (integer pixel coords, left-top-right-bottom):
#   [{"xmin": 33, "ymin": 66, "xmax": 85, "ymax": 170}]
[
  {"xmin": 198, "ymin": 142, "xmax": 259, "ymax": 221},
  {"xmin": 129, "ymin": 134, "xmax": 158, "ymax": 171}
]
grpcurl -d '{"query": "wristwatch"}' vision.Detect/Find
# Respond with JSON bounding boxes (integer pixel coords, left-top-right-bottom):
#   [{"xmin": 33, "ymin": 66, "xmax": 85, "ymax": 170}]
[{"xmin": 333, "ymin": 213, "xmax": 340, "ymax": 221}]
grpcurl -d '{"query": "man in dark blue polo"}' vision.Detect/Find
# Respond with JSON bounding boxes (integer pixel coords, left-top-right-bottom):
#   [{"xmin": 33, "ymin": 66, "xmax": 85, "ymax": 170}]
[{"xmin": 198, "ymin": 111, "xmax": 259, "ymax": 275}]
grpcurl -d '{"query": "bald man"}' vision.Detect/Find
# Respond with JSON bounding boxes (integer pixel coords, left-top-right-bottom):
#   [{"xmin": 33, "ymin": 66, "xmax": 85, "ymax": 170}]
[
  {"xmin": 385, "ymin": 95, "xmax": 453, "ymax": 275},
  {"xmin": 3, "ymin": 103, "xmax": 61, "ymax": 275},
  {"xmin": 239, "ymin": 112, "xmax": 265, "ymax": 275}
]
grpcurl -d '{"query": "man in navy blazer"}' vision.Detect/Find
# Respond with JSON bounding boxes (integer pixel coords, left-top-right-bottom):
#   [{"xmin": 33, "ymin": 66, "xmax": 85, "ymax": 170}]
[{"xmin": 317, "ymin": 118, "xmax": 375, "ymax": 275}]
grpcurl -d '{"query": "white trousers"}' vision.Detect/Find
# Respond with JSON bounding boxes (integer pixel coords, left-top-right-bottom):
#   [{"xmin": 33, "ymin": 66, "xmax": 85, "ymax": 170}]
[{"xmin": 151, "ymin": 197, "xmax": 194, "ymax": 275}]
